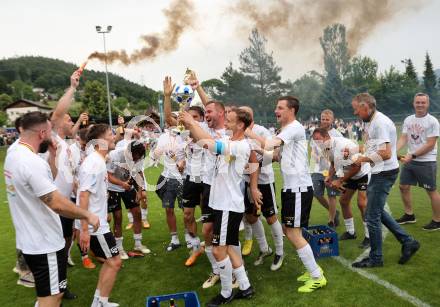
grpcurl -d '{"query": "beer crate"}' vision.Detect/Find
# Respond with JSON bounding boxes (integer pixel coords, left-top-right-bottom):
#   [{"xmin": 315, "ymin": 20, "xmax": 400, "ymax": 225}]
[{"xmin": 302, "ymin": 225, "xmax": 339, "ymax": 258}]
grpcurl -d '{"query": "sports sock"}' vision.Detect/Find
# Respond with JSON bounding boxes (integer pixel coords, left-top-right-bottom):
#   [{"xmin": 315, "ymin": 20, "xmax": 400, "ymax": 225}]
[
  {"xmin": 127, "ymin": 211, "xmax": 133, "ymax": 224},
  {"xmin": 297, "ymin": 244, "xmax": 321, "ymax": 279},
  {"xmin": 363, "ymin": 221, "xmax": 369, "ymax": 238},
  {"xmin": 344, "ymin": 218, "xmax": 355, "ymax": 235},
  {"xmin": 251, "ymin": 219, "xmax": 269, "ymax": 252},
  {"xmin": 243, "ymin": 219, "xmax": 253, "ymax": 241},
  {"xmin": 184, "ymin": 229, "xmax": 191, "ymax": 245},
  {"xmin": 270, "ymin": 220, "xmax": 284, "ymax": 256},
  {"xmin": 233, "ymin": 265, "xmax": 250, "ymax": 290},
  {"xmin": 133, "ymin": 233, "xmax": 142, "ymax": 248},
  {"xmin": 217, "ymin": 257, "xmax": 233, "ymax": 298},
  {"xmin": 115, "ymin": 237, "xmax": 124, "ymax": 251},
  {"xmin": 205, "ymin": 245, "xmax": 219, "ymax": 274},
  {"xmin": 99, "ymin": 296, "xmax": 109, "ymax": 304},
  {"xmin": 192, "ymin": 236, "xmax": 201, "ymax": 251},
  {"xmin": 141, "ymin": 208, "xmax": 148, "ymax": 221},
  {"xmin": 171, "ymin": 232, "xmax": 180, "ymax": 245}
]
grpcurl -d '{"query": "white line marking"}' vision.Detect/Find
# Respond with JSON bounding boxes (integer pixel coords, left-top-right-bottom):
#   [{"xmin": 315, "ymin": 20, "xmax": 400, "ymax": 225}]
[{"xmin": 337, "ymin": 203, "xmax": 431, "ymax": 307}]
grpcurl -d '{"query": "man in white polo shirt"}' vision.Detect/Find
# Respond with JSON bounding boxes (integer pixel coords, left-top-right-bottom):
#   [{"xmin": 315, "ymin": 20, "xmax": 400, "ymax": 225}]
[
  {"xmin": 351, "ymin": 93, "xmax": 420, "ymax": 268},
  {"xmin": 4, "ymin": 111, "xmax": 99, "ymax": 307},
  {"xmin": 395, "ymin": 93, "xmax": 440, "ymax": 231}
]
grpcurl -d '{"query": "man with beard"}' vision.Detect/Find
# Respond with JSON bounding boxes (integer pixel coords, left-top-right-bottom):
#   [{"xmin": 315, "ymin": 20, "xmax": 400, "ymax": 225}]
[{"xmin": 4, "ymin": 111, "xmax": 99, "ymax": 307}]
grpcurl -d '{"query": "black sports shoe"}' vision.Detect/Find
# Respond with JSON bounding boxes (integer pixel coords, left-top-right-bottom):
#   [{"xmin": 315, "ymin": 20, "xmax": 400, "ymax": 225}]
[
  {"xmin": 395, "ymin": 214, "xmax": 416, "ymax": 225},
  {"xmin": 234, "ymin": 286, "xmax": 254, "ymax": 300},
  {"xmin": 63, "ymin": 288, "xmax": 77, "ymax": 300},
  {"xmin": 358, "ymin": 237, "xmax": 370, "ymax": 249},
  {"xmin": 352, "ymin": 257, "xmax": 383, "ymax": 268},
  {"xmin": 206, "ymin": 293, "xmax": 234, "ymax": 306},
  {"xmin": 339, "ymin": 232, "xmax": 357, "ymax": 240},
  {"xmin": 398, "ymin": 240, "xmax": 420, "ymax": 265},
  {"xmin": 334, "ymin": 210, "xmax": 341, "ymax": 227},
  {"xmin": 422, "ymin": 220, "xmax": 440, "ymax": 231}
]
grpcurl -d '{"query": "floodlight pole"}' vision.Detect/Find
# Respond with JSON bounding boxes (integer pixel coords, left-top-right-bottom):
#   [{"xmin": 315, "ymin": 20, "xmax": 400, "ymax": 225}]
[{"xmin": 96, "ymin": 25, "xmax": 113, "ymax": 127}]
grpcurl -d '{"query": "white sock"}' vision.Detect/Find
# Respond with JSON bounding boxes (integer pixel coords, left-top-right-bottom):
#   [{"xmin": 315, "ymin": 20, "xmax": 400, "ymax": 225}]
[
  {"xmin": 192, "ymin": 236, "xmax": 201, "ymax": 251},
  {"xmin": 171, "ymin": 232, "xmax": 180, "ymax": 244},
  {"xmin": 344, "ymin": 218, "xmax": 355, "ymax": 235},
  {"xmin": 217, "ymin": 257, "xmax": 233, "ymax": 298},
  {"xmin": 297, "ymin": 244, "xmax": 321, "ymax": 279},
  {"xmin": 184, "ymin": 229, "xmax": 192, "ymax": 244},
  {"xmin": 133, "ymin": 233, "xmax": 142, "ymax": 247},
  {"xmin": 205, "ymin": 245, "xmax": 219, "ymax": 274},
  {"xmin": 94, "ymin": 289, "xmax": 100, "ymax": 298},
  {"xmin": 233, "ymin": 265, "xmax": 250, "ymax": 290},
  {"xmin": 127, "ymin": 211, "xmax": 133, "ymax": 224},
  {"xmin": 363, "ymin": 221, "xmax": 369, "ymax": 238},
  {"xmin": 231, "ymin": 242, "xmax": 243, "ymax": 263},
  {"xmin": 99, "ymin": 296, "xmax": 108, "ymax": 304},
  {"xmin": 244, "ymin": 219, "xmax": 253, "ymax": 240},
  {"xmin": 68, "ymin": 239, "xmax": 74, "ymax": 258},
  {"xmin": 251, "ymin": 219, "xmax": 269, "ymax": 252},
  {"xmin": 115, "ymin": 237, "xmax": 124, "ymax": 251},
  {"xmin": 270, "ymin": 220, "xmax": 284, "ymax": 256},
  {"xmin": 34, "ymin": 301, "xmax": 39, "ymax": 307},
  {"xmin": 141, "ymin": 208, "xmax": 148, "ymax": 221}
]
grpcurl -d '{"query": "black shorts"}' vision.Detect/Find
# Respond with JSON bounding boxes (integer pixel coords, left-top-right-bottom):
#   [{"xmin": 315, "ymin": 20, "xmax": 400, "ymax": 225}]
[
  {"xmin": 59, "ymin": 216, "xmax": 74, "ymax": 238},
  {"xmin": 400, "ymin": 160, "xmax": 437, "ymax": 191},
  {"xmin": 212, "ymin": 210, "xmax": 243, "ymax": 246},
  {"xmin": 244, "ymin": 182, "xmax": 277, "ymax": 218},
  {"xmin": 23, "ymin": 248, "xmax": 67, "ymax": 297},
  {"xmin": 107, "ymin": 189, "xmax": 139, "ymax": 213},
  {"xmin": 90, "ymin": 232, "xmax": 119, "ymax": 259},
  {"xmin": 181, "ymin": 175, "xmax": 204, "ymax": 208},
  {"xmin": 343, "ymin": 174, "xmax": 369, "ymax": 191},
  {"xmin": 281, "ymin": 186, "xmax": 313, "ymax": 228},
  {"xmin": 201, "ymin": 183, "xmax": 214, "ymax": 223},
  {"xmin": 155, "ymin": 175, "xmax": 183, "ymax": 208}
]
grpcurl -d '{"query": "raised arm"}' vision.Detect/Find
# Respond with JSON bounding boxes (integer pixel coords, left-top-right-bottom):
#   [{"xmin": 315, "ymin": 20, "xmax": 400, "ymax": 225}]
[
  {"xmin": 51, "ymin": 71, "xmax": 80, "ymax": 129},
  {"xmin": 72, "ymin": 113, "xmax": 88, "ymax": 137},
  {"xmin": 163, "ymin": 76, "xmax": 178, "ymax": 127},
  {"xmin": 189, "ymin": 71, "xmax": 210, "ymax": 106}
]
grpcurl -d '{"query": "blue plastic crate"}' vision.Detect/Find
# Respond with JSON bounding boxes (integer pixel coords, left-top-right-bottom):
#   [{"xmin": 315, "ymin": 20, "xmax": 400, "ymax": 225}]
[
  {"xmin": 302, "ymin": 225, "xmax": 339, "ymax": 258},
  {"xmin": 146, "ymin": 291, "xmax": 200, "ymax": 307}
]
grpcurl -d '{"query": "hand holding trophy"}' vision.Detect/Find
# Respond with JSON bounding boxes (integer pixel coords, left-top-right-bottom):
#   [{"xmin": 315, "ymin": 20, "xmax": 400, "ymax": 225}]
[{"xmin": 172, "ymin": 68, "xmax": 196, "ymax": 137}]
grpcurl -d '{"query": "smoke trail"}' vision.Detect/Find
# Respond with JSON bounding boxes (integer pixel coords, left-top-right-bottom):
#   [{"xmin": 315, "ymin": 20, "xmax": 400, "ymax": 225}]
[
  {"xmin": 88, "ymin": 0, "xmax": 194, "ymax": 65},
  {"xmin": 234, "ymin": 0, "xmax": 425, "ymax": 55}
]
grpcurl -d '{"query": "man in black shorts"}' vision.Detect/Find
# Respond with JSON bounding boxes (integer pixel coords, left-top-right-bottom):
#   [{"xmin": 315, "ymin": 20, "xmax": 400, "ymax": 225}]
[{"xmin": 312, "ymin": 128, "xmax": 371, "ymax": 248}]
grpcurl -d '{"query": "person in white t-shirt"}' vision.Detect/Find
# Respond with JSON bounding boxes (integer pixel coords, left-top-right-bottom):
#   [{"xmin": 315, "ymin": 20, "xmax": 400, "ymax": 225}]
[
  {"xmin": 5, "ymin": 111, "xmax": 99, "ymax": 307},
  {"xmin": 180, "ymin": 107, "xmax": 259, "ymax": 305},
  {"xmin": 312, "ymin": 127, "xmax": 371, "ymax": 248},
  {"xmin": 252, "ymin": 96, "xmax": 327, "ymax": 293},
  {"xmin": 241, "ymin": 106, "xmax": 284, "ymax": 271},
  {"xmin": 350, "ymin": 93, "xmax": 419, "ymax": 268},
  {"xmin": 395, "ymin": 93, "xmax": 440, "ymax": 230},
  {"xmin": 78, "ymin": 124, "xmax": 121, "ymax": 307}
]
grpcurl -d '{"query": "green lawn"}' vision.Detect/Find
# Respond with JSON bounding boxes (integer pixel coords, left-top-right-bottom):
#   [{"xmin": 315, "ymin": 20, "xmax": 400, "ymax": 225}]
[{"xmin": 0, "ymin": 147, "xmax": 439, "ymax": 307}]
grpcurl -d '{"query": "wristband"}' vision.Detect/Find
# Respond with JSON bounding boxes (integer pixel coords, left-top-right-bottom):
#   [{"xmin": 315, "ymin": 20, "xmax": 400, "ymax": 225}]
[{"xmin": 215, "ymin": 140, "xmax": 224, "ymax": 155}]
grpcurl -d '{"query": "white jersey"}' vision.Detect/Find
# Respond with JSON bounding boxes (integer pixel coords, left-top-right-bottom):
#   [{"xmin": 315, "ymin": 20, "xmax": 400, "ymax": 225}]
[
  {"xmin": 311, "ymin": 128, "xmax": 342, "ymax": 174},
  {"xmin": 185, "ymin": 139, "xmax": 204, "ymax": 182},
  {"xmin": 7, "ymin": 138, "xmax": 19, "ymax": 154},
  {"xmin": 115, "ymin": 139, "xmax": 130, "ymax": 150},
  {"xmin": 209, "ymin": 138, "xmax": 251, "ymax": 213},
  {"xmin": 277, "ymin": 120, "xmax": 313, "ymax": 190},
  {"xmin": 327, "ymin": 137, "xmax": 370, "ymax": 180},
  {"xmin": 5, "ymin": 143, "xmax": 64, "ymax": 254},
  {"xmin": 76, "ymin": 151, "xmax": 110, "ymax": 235},
  {"xmin": 244, "ymin": 124, "xmax": 275, "ymax": 184},
  {"xmin": 363, "ymin": 111, "xmax": 399, "ymax": 174},
  {"xmin": 53, "ymin": 134, "xmax": 75, "ymax": 198},
  {"xmin": 107, "ymin": 148, "xmax": 144, "ymax": 192},
  {"xmin": 402, "ymin": 113, "xmax": 440, "ymax": 162},
  {"xmin": 199, "ymin": 122, "xmax": 226, "ymax": 185},
  {"xmin": 155, "ymin": 130, "xmax": 186, "ymax": 180}
]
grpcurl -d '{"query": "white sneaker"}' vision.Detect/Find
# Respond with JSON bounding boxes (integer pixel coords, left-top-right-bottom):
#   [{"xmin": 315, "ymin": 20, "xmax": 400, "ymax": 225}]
[
  {"xmin": 270, "ymin": 254, "xmax": 284, "ymax": 271},
  {"xmin": 202, "ymin": 272, "xmax": 220, "ymax": 289},
  {"xmin": 254, "ymin": 247, "xmax": 273, "ymax": 266},
  {"xmin": 134, "ymin": 244, "xmax": 151, "ymax": 254},
  {"xmin": 17, "ymin": 271, "xmax": 35, "ymax": 288},
  {"xmin": 12, "ymin": 266, "xmax": 20, "ymax": 274},
  {"xmin": 97, "ymin": 301, "xmax": 119, "ymax": 307},
  {"xmin": 67, "ymin": 255, "xmax": 75, "ymax": 266},
  {"xmin": 119, "ymin": 249, "xmax": 129, "ymax": 260}
]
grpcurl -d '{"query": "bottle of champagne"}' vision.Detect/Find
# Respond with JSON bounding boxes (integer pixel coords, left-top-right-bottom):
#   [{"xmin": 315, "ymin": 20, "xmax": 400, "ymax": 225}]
[
  {"xmin": 169, "ymin": 298, "xmax": 176, "ymax": 307},
  {"xmin": 150, "ymin": 299, "xmax": 158, "ymax": 307}
]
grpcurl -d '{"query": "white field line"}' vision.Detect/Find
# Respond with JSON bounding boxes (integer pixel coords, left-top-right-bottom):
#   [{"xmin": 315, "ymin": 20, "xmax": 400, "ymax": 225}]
[{"xmin": 336, "ymin": 203, "xmax": 431, "ymax": 307}]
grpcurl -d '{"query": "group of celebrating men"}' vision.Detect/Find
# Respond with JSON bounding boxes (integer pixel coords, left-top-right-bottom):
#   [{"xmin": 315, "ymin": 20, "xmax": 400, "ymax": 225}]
[{"xmin": 5, "ymin": 67, "xmax": 439, "ymax": 307}]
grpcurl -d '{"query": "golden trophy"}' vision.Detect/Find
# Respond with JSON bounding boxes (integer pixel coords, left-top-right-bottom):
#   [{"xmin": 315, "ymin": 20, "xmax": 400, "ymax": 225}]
[{"xmin": 172, "ymin": 68, "xmax": 195, "ymax": 137}]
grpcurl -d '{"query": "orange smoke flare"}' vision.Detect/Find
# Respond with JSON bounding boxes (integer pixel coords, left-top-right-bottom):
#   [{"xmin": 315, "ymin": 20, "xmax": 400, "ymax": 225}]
[{"xmin": 77, "ymin": 61, "xmax": 88, "ymax": 76}]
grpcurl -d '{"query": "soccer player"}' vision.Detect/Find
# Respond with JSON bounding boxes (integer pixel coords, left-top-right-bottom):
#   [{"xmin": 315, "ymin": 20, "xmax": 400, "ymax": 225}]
[
  {"xmin": 311, "ymin": 127, "xmax": 370, "ymax": 248},
  {"xmin": 395, "ymin": 93, "xmax": 440, "ymax": 230},
  {"xmin": 107, "ymin": 140, "xmax": 151, "ymax": 259},
  {"xmin": 78, "ymin": 124, "xmax": 122, "ymax": 307},
  {"xmin": 350, "ymin": 93, "xmax": 420, "ymax": 268},
  {"xmin": 310, "ymin": 109, "xmax": 342, "ymax": 228},
  {"xmin": 179, "ymin": 107, "xmax": 258, "ymax": 306},
  {"xmin": 241, "ymin": 106, "xmax": 284, "ymax": 270},
  {"xmin": 5, "ymin": 111, "xmax": 99, "ymax": 307},
  {"xmin": 252, "ymin": 96, "xmax": 327, "ymax": 292}
]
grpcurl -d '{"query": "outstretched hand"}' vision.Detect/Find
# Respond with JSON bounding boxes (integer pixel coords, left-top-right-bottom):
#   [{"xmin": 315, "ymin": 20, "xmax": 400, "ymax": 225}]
[{"xmin": 163, "ymin": 76, "xmax": 175, "ymax": 97}]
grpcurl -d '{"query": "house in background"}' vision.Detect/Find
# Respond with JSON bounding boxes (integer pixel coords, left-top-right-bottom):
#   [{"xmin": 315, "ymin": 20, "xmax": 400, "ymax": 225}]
[{"xmin": 4, "ymin": 99, "xmax": 53, "ymax": 122}]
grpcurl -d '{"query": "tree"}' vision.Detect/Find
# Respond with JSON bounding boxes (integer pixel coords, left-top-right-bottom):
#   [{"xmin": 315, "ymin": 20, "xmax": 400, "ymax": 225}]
[
  {"xmin": 344, "ymin": 56, "xmax": 379, "ymax": 94},
  {"xmin": 82, "ymin": 80, "xmax": 107, "ymax": 117},
  {"xmin": 0, "ymin": 93, "xmax": 13, "ymax": 110},
  {"xmin": 423, "ymin": 52, "xmax": 438, "ymax": 109},
  {"xmin": 288, "ymin": 72, "xmax": 323, "ymax": 119},
  {"xmin": 9, "ymin": 80, "xmax": 38, "ymax": 101},
  {"xmin": 200, "ymin": 78, "xmax": 223, "ymax": 100},
  {"xmin": 216, "ymin": 62, "xmax": 254, "ymax": 106},
  {"xmin": 0, "ymin": 111, "xmax": 8, "ymax": 126},
  {"xmin": 239, "ymin": 28, "xmax": 283, "ymax": 122},
  {"xmin": 404, "ymin": 58, "xmax": 418, "ymax": 83},
  {"xmin": 113, "ymin": 97, "xmax": 129, "ymax": 111}
]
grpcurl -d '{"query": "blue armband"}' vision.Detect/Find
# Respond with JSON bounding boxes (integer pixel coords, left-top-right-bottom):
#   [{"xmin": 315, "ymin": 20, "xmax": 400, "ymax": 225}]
[{"xmin": 215, "ymin": 140, "xmax": 225, "ymax": 155}]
